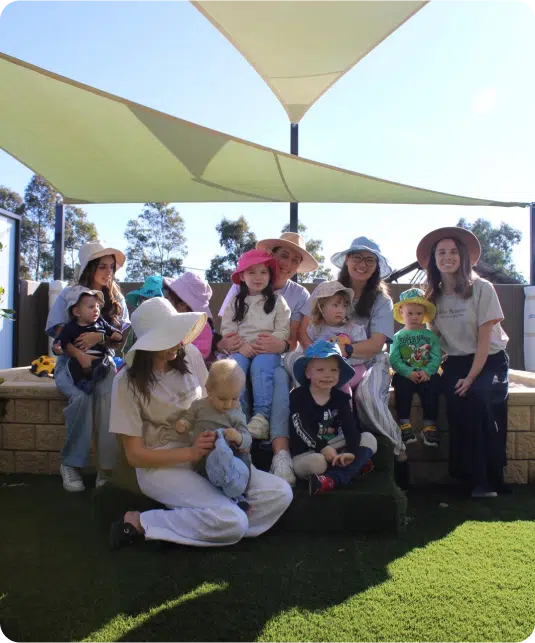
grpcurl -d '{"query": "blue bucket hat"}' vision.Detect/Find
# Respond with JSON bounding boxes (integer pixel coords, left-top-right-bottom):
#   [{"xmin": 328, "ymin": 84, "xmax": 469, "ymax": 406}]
[
  {"xmin": 293, "ymin": 340, "xmax": 355, "ymax": 388},
  {"xmin": 330, "ymin": 236, "xmax": 392, "ymax": 278},
  {"xmin": 206, "ymin": 430, "xmax": 250, "ymax": 499},
  {"xmin": 125, "ymin": 276, "xmax": 164, "ymax": 307}
]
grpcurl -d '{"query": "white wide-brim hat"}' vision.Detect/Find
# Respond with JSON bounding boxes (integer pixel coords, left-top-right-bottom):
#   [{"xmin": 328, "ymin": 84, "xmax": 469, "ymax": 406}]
[
  {"xmin": 256, "ymin": 232, "xmax": 319, "ymax": 273},
  {"xmin": 76, "ymin": 241, "xmax": 126, "ymax": 280},
  {"xmin": 125, "ymin": 297, "xmax": 207, "ymax": 367}
]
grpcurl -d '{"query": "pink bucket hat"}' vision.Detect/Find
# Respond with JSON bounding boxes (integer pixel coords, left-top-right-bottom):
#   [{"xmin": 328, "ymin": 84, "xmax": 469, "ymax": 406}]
[
  {"xmin": 165, "ymin": 272, "xmax": 213, "ymax": 318},
  {"xmin": 231, "ymin": 249, "xmax": 277, "ymax": 285}
]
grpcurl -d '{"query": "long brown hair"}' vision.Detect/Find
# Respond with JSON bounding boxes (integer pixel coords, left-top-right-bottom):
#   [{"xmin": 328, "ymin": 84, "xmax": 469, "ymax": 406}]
[
  {"xmin": 126, "ymin": 346, "xmax": 191, "ymax": 405},
  {"xmin": 79, "ymin": 256, "xmax": 123, "ymax": 328},
  {"xmin": 233, "ymin": 265, "xmax": 276, "ymax": 322},
  {"xmin": 424, "ymin": 237, "xmax": 474, "ymax": 304},
  {"xmin": 338, "ymin": 263, "xmax": 390, "ymax": 318}
]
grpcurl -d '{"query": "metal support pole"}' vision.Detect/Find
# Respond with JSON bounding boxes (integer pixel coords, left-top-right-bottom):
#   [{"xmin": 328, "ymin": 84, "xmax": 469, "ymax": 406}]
[
  {"xmin": 289, "ymin": 123, "xmax": 299, "ymax": 233},
  {"xmin": 531, "ymin": 202, "xmax": 535, "ymax": 285},
  {"xmin": 54, "ymin": 202, "xmax": 65, "ymax": 281}
]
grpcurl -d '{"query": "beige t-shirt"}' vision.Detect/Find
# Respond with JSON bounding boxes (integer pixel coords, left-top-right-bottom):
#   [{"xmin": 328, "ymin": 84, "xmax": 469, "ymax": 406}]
[
  {"xmin": 221, "ymin": 293, "xmax": 291, "ymax": 344},
  {"xmin": 430, "ymin": 278, "xmax": 509, "ymax": 356},
  {"xmin": 110, "ymin": 343, "xmax": 208, "ymax": 450}
]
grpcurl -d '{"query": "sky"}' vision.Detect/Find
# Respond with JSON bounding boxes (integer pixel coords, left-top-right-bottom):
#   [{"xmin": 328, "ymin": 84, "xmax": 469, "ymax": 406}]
[{"xmin": 0, "ymin": 0, "xmax": 534, "ymax": 282}]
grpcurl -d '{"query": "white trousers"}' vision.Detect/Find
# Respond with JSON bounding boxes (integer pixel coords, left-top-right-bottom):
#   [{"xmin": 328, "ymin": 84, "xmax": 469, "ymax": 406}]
[{"xmin": 136, "ymin": 465, "xmax": 293, "ymax": 547}]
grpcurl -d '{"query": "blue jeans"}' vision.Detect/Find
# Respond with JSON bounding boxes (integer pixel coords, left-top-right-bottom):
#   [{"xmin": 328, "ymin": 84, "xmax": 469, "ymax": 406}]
[
  {"xmin": 54, "ymin": 354, "xmax": 117, "ymax": 469},
  {"xmin": 230, "ymin": 353, "xmax": 281, "ymax": 420}
]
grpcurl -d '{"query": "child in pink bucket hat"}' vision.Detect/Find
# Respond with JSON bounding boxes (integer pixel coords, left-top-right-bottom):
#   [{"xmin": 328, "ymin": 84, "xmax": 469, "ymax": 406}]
[
  {"xmin": 163, "ymin": 272, "xmax": 216, "ymax": 363},
  {"xmin": 221, "ymin": 249, "xmax": 291, "ymax": 439}
]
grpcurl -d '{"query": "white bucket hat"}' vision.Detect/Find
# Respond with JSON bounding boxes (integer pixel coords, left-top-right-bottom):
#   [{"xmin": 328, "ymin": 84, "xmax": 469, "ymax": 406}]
[
  {"xmin": 75, "ymin": 242, "xmax": 126, "ymax": 280},
  {"xmin": 64, "ymin": 285, "xmax": 105, "ymax": 311},
  {"xmin": 125, "ymin": 297, "xmax": 207, "ymax": 367}
]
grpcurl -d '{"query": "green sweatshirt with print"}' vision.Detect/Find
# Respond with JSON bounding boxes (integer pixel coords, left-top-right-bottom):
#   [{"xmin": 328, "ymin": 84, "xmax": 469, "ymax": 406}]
[{"xmin": 389, "ymin": 328, "xmax": 441, "ymax": 378}]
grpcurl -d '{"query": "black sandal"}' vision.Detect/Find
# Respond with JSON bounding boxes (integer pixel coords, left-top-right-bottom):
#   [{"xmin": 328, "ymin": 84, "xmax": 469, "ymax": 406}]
[{"xmin": 109, "ymin": 520, "xmax": 143, "ymax": 550}]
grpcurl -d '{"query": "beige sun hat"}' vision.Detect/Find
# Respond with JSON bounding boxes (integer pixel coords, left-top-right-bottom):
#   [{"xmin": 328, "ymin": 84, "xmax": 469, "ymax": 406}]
[
  {"xmin": 310, "ymin": 280, "xmax": 354, "ymax": 305},
  {"xmin": 125, "ymin": 297, "xmax": 207, "ymax": 367},
  {"xmin": 64, "ymin": 285, "xmax": 105, "ymax": 310},
  {"xmin": 416, "ymin": 227, "xmax": 481, "ymax": 269},
  {"xmin": 76, "ymin": 241, "xmax": 126, "ymax": 280},
  {"xmin": 256, "ymin": 232, "xmax": 319, "ymax": 273}
]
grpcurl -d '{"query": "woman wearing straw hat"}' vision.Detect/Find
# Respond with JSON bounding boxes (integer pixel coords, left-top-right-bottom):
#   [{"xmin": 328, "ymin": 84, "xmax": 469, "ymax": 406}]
[
  {"xmin": 218, "ymin": 232, "xmax": 318, "ymax": 485},
  {"xmin": 46, "ymin": 242, "xmax": 129, "ymax": 493},
  {"xmin": 417, "ymin": 227, "xmax": 509, "ymax": 498},
  {"xmin": 108, "ymin": 297, "xmax": 292, "ymax": 550},
  {"xmin": 302, "ymin": 237, "xmax": 405, "ymax": 459}
]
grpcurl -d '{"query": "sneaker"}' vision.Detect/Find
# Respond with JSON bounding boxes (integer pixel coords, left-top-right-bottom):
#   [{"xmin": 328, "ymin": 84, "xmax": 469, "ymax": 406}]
[
  {"xmin": 60, "ymin": 464, "xmax": 85, "ymax": 492},
  {"xmin": 422, "ymin": 426, "xmax": 440, "ymax": 448},
  {"xmin": 400, "ymin": 423, "xmax": 417, "ymax": 445},
  {"xmin": 471, "ymin": 486, "xmax": 498, "ymax": 499},
  {"xmin": 309, "ymin": 474, "xmax": 336, "ymax": 496},
  {"xmin": 109, "ymin": 520, "xmax": 143, "ymax": 550},
  {"xmin": 247, "ymin": 414, "xmax": 270, "ymax": 440},
  {"xmin": 95, "ymin": 469, "xmax": 112, "ymax": 489},
  {"xmin": 270, "ymin": 450, "xmax": 296, "ymax": 486},
  {"xmin": 359, "ymin": 459, "xmax": 375, "ymax": 477}
]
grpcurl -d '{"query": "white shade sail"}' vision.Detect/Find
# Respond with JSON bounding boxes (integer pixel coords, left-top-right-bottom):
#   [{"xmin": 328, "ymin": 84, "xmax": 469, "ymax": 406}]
[
  {"xmin": 193, "ymin": 0, "xmax": 428, "ymax": 122},
  {"xmin": 0, "ymin": 53, "xmax": 527, "ymax": 208}
]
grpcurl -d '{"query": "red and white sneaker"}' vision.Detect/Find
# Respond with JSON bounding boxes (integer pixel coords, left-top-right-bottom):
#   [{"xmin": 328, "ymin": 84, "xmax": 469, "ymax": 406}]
[{"xmin": 309, "ymin": 474, "xmax": 336, "ymax": 496}]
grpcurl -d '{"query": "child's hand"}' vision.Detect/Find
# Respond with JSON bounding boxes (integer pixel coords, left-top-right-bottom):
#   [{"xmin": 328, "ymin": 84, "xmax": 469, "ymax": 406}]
[
  {"xmin": 190, "ymin": 431, "xmax": 216, "ymax": 461},
  {"xmin": 110, "ymin": 331, "xmax": 122, "ymax": 343},
  {"xmin": 238, "ymin": 342, "xmax": 256, "ymax": 358},
  {"xmin": 408, "ymin": 371, "xmax": 420, "ymax": 384},
  {"xmin": 224, "ymin": 428, "xmax": 243, "ymax": 447},
  {"xmin": 78, "ymin": 353, "xmax": 96, "ymax": 371},
  {"xmin": 332, "ymin": 453, "xmax": 355, "ymax": 468},
  {"xmin": 320, "ymin": 446, "xmax": 337, "ymax": 463},
  {"xmin": 51, "ymin": 341, "xmax": 63, "ymax": 356},
  {"xmin": 418, "ymin": 371, "xmax": 430, "ymax": 383},
  {"xmin": 176, "ymin": 418, "xmax": 190, "ymax": 434}
]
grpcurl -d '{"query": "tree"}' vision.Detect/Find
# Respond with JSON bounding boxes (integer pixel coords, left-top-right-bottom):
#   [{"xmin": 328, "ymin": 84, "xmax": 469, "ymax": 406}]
[
  {"xmin": 281, "ymin": 222, "xmax": 333, "ymax": 282},
  {"xmin": 22, "ymin": 175, "xmax": 57, "ymax": 281},
  {"xmin": 63, "ymin": 206, "xmax": 99, "ymax": 281},
  {"xmin": 206, "ymin": 216, "xmax": 257, "ymax": 282},
  {"xmin": 0, "ymin": 186, "xmax": 25, "ymax": 215},
  {"xmin": 457, "ymin": 218, "xmax": 525, "ymax": 283},
  {"xmin": 124, "ymin": 202, "xmax": 187, "ymax": 280}
]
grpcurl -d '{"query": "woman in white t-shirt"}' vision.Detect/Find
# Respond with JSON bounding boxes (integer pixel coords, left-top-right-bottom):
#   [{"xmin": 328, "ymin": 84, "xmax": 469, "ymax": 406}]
[
  {"xmin": 417, "ymin": 227, "xmax": 509, "ymax": 499},
  {"xmin": 108, "ymin": 297, "xmax": 292, "ymax": 549}
]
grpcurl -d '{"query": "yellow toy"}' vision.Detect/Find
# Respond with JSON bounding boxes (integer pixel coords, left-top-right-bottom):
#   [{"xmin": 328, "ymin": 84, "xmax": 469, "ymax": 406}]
[{"xmin": 30, "ymin": 355, "xmax": 56, "ymax": 378}]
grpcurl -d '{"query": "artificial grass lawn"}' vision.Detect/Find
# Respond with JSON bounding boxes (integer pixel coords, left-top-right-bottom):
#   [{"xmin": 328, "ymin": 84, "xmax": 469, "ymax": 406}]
[{"xmin": 1, "ymin": 475, "xmax": 534, "ymax": 643}]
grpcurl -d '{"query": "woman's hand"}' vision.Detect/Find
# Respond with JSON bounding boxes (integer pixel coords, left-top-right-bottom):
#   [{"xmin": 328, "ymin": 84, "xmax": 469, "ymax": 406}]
[
  {"xmin": 252, "ymin": 332, "xmax": 286, "ymax": 355},
  {"xmin": 238, "ymin": 342, "xmax": 256, "ymax": 358},
  {"xmin": 51, "ymin": 342, "xmax": 63, "ymax": 356},
  {"xmin": 224, "ymin": 428, "xmax": 243, "ymax": 447},
  {"xmin": 74, "ymin": 332, "xmax": 103, "ymax": 351},
  {"xmin": 190, "ymin": 431, "xmax": 216, "ymax": 461},
  {"xmin": 217, "ymin": 332, "xmax": 242, "ymax": 354},
  {"xmin": 455, "ymin": 375, "xmax": 475, "ymax": 397},
  {"xmin": 78, "ymin": 353, "xmax": 97, "ymax": 371},
  {"xmin": 332, "ymin": 453, "xmax": 355, "ymax": 468},
  {"xmin": 320, "ymin": 446, "xmax": 337, "ymax": 463}
]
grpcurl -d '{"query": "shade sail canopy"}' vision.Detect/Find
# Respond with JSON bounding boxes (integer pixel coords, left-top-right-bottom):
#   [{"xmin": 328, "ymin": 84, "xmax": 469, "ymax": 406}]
[
  {"xmin": 0, "ymin": 53, "xmax": 527, "ymax": 208},
  {"xmin": 193, "ymin": 1, "xmax": 428, "ymax": 122}
]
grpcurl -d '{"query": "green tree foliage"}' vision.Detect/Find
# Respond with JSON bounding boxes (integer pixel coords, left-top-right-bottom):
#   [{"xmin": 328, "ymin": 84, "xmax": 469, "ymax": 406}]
[
  {"xmin": 23, "ymin": 175, "xmax": 56, "ymax": 281},
  {"xmin": 281, "ymin": 222, "xmax": 333, "ymax": 282},
  {"xmin": 125, "ymin": 203, "xmax": 187, "ymax": 280},
  {"xmin": 206, "ymin": 216, "xmax": 257, "ymax": 283},
  {"xmin": 0, "ymin": 186, "xmax": 25, "ymax": 215},
  {"xmin": 457, "ymin": 217, "xmax": 525, "ymax": 283},
  {"xmin": 63, "ymin": 206, "xmax": 99, "ymax": 281}
]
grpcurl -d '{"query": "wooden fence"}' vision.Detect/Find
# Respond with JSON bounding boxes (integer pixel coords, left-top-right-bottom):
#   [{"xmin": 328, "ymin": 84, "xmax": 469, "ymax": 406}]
[{"xmin": 17, "ymin": 281, "xmax": 527, "ymax": 370}]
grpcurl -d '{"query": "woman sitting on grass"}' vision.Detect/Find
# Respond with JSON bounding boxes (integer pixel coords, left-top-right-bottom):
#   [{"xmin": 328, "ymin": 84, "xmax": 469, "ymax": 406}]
[{"xmin": 108, "ymin": 297, "xmax": 292, "ymax": 550}]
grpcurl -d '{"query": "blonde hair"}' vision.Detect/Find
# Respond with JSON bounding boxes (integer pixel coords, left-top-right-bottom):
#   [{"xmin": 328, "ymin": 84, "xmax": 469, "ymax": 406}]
[
  {"xmin": 206, "ymin": 359, "xmax": 245, "ymax": 393},
  {"xmin": 310, "ymin": 292, "xmax": 351, "ymax": 327}
]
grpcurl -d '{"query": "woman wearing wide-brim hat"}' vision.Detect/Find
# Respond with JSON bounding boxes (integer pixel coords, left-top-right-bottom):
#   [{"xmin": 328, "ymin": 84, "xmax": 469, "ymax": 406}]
[
  {"xmin": 108, "ymin": 297, "xmax": 292, "ymax": 550},
  {"xmin": 46, "ymin": 241, "xmax": 130, "ymax": 494},
  {"xmin": 218, "ymin": 232, "xmax": 318, "ymax": 486},
  {"xmin": 300, "ymin": 236, "xmax": 406, "ymax": 458},
  {"xmin": 417, "ymin": 226, "xmax": 510, "ymax": 499}
]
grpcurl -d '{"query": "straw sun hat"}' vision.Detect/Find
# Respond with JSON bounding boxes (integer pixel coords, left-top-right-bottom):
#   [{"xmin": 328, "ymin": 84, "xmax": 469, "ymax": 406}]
[{"xmin": 256, "ymin": 232, "xmax": 319, "ymax": 273}]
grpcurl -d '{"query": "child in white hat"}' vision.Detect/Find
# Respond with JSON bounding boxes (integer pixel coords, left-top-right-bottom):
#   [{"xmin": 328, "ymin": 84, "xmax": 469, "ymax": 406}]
[{"xmin": 390, "ymin": 288, "xmax": 442, "ymax": 447}]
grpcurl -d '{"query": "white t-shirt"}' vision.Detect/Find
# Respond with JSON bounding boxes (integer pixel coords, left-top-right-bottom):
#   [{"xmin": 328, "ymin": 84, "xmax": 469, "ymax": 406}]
[
  {"xmin": 109, "ymin": 343, "xmax": 208, "ymax": 450},
  {"xmin": 430, "ymin": 278, "xmax": 509, "ymax": 356}
]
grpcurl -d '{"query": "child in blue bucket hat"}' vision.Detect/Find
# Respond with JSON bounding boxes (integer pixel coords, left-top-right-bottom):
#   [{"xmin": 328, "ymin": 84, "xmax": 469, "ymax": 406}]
[{"xmin": 290, "ymin": 340, "xmax": 378, "ymax": 496}]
